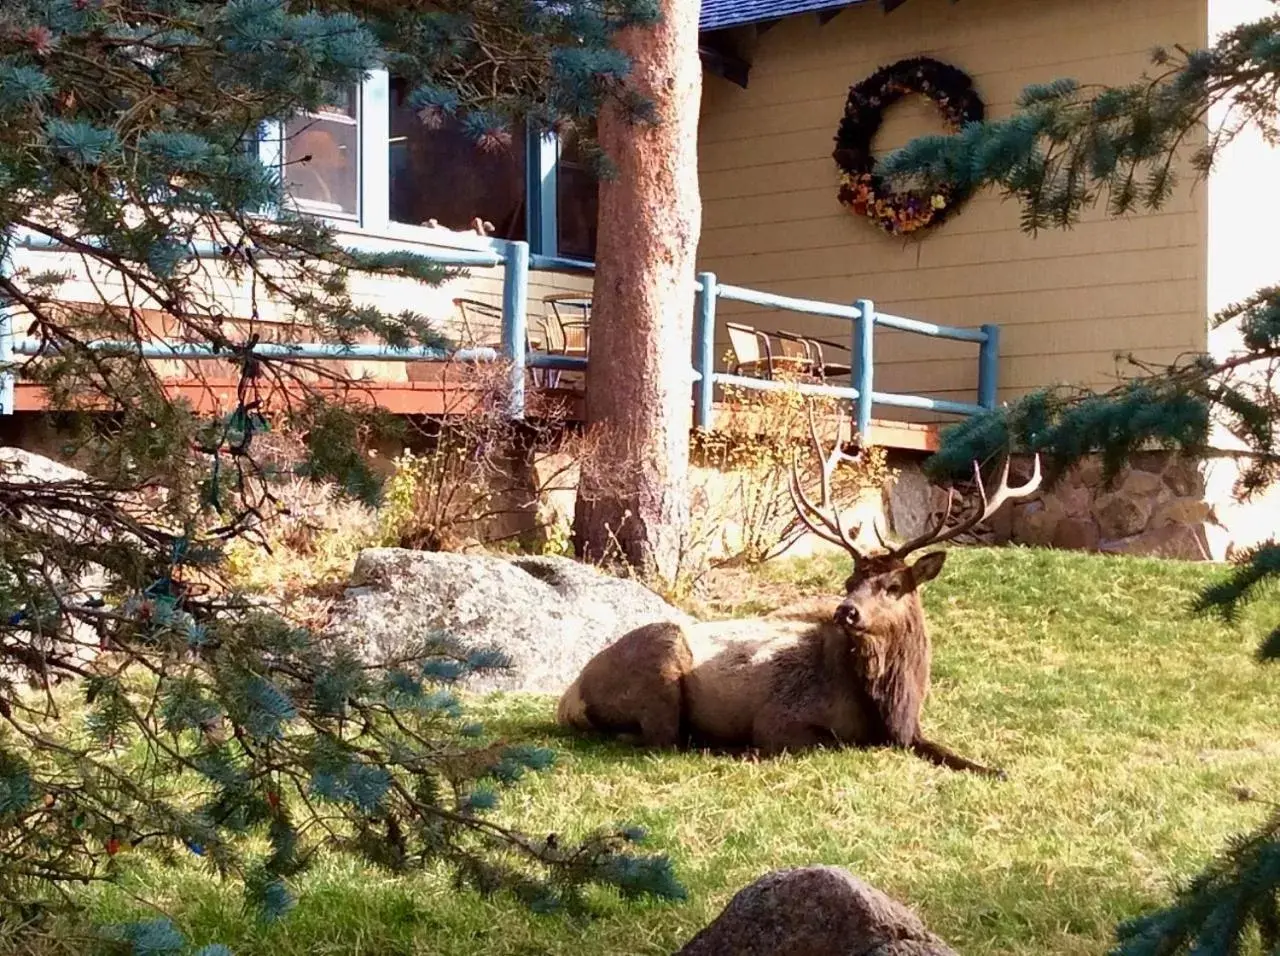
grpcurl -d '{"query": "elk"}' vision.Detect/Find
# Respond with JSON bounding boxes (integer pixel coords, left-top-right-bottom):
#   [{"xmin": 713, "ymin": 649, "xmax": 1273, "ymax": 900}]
[{"xmin": 556, "ymin": 414, "xmax": 1041, "ymax": 776}]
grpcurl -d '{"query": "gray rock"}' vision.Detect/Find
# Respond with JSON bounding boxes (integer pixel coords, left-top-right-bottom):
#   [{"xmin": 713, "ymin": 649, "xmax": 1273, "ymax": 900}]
[
  {"xmin": 327, "ymin": 549, "xmax": 691, "ymax": 693},
  {"xmin": 676, "ymin": 866, "xmax": 957, "ymax": 956},
  {"xmin": 1093, "ymin": 490, "xmax": 1154, "ymax": 539},
  {"xmin": 0, "ymin": 447, "xmax": 87, "ymax": 484},
  {"xmin": 887, "ymin": 467, "xmax": 936, "ymax": 541}
]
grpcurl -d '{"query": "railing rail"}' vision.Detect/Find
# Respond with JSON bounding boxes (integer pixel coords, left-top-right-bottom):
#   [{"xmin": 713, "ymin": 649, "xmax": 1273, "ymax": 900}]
[{"xmin": 0, "ymin": 231, "xmax": 1000, "ymax": 434}]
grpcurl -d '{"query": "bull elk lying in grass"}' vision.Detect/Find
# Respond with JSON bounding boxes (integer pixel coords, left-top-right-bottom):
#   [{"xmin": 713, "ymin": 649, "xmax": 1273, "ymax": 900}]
[{"xmin": 557, "ymin": 419, "xmax": 1041, "ymax": 777}]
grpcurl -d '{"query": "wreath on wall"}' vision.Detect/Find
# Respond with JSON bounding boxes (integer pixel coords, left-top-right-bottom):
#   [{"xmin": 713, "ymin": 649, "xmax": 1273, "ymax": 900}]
[{"xmin": 833, "ymin": 57, "xmax": 985, "ymax": 237}]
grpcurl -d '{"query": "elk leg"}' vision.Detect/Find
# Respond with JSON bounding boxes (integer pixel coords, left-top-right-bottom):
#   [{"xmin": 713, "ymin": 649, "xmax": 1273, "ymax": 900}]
[
  {"xmin": 575, "ymin": 623, "xmax": 692, "ymax": 749},
  {"xmin": 753, "ymin": 712, "xmax": 834, "ymax": 757},
  {"xmin": 910, "ymin": 737, "xmax": 1006, "ymax": 779}
]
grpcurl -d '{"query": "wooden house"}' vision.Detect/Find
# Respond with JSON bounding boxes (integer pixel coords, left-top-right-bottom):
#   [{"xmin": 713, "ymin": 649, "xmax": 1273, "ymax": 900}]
[{"xmin": 3, "ymin": 0, "xmax": 1275, "ymax": 560}]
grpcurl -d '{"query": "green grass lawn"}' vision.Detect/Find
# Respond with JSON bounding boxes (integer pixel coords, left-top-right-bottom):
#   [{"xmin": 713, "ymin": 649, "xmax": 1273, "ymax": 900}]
[{"xmin": 75, "ymin": 548, "xmax": 1280, "ymax": 955}]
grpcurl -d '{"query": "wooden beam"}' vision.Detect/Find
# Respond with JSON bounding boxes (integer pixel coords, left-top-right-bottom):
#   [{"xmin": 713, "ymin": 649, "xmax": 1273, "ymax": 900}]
[
  {"xmin": 13, "ymin": 380, "xmax": 939, "ymax": 452},
  {"xmin": 524, "ymin": 130, "xmax": 559, "ymax": 256},
  {"xmin": 13, "ymin": 377, "xmax": 585, "ymax": 419},
  {"xmin": 817, "ymin": 7, "xmax": 849, "ymax": 25},
  {"xmin": 698, "ymin": 43, "xmax": 750, "ymax": 89}
]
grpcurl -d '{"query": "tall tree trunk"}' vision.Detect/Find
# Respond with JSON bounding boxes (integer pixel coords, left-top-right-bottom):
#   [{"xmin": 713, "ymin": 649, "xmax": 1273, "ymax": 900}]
[{"xmin": 572, "ymin": 0, "xmax": 702, "ymax": 582}]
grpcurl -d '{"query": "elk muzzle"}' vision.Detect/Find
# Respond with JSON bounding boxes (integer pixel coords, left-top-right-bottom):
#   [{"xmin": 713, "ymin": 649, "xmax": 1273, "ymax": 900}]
[{"xmin": 833, "ymin": 600, "xmax": 862, "ymax": 631}]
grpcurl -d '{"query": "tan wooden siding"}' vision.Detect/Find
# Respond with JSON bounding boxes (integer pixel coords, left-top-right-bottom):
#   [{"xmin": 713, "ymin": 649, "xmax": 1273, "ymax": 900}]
[{"xmin": 696, "ymin": 0, "xmax": 1209, "ymax": 420}]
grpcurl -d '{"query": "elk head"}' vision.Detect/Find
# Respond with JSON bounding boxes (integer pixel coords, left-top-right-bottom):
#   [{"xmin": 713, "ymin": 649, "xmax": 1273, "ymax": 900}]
[{"xmin": 787, "ymin": 408, "xmax": 1042, "ymax": 643}]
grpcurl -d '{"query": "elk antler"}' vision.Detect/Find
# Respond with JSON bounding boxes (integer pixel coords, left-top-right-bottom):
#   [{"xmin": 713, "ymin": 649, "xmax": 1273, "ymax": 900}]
[
  {"xmin": 879, "ymin": 453, "xmax": 1043, "ymax": 560},
  {"xmin": 786, "ymin": 405, "xmax": 867, "ymax": 558}
]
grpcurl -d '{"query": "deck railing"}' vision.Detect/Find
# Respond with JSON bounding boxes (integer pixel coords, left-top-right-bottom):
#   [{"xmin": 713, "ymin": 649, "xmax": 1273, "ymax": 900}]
[
  {"xmin": 695, "ymin": 276, "xmax": 999, "ymax": 435},
  {"xmin": 0, "ymin": 231, "xmax": 1000, "ymax": 433}
]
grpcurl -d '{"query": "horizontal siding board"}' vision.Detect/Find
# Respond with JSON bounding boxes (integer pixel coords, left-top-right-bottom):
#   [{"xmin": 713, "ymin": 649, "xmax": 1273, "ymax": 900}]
[
  {"xmin": 701, "ymin": 208, "xmax": 1200, "ymax": 262},
  {"xmin": 702, "ymin": 180, "xmax": 1198, "ymax": 228},
  {"xmin": 744, "ymin": 0, "xmax": 1187, "ymax": 81},
  {"xmin": 707, "ymin": 246, "xmax": 1200, "ymax": 303},
  {"xmin": 702, "ymin": 50, "xmax": 1175, "ymax": 148}
]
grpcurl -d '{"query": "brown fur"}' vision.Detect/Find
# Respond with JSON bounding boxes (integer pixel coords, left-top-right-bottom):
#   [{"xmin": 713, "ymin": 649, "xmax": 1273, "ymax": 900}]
[{"xmin": 556, "ymin": 551, "xmax": 1004, "ymax": 777}]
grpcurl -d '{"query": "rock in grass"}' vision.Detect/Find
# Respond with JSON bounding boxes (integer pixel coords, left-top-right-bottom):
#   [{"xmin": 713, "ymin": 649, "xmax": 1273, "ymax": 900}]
[
  {"xmin": 327, "ymin": 549, "xmax": 691, "ymax": 694},
  {"xmin": 676, "ymin": 866, "xmax": 957, "ymax": 956}
]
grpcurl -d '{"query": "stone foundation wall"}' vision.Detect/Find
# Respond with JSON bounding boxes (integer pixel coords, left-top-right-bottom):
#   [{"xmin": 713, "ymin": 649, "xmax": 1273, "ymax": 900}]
[
  {"xmin": 990, "ymin": 454, "xmax": 1213, "ymax": 560},
  {"xmin": 849, "ymin": 451, "xmax": 1216, "ymax": 562},
  {"xmin": 528, "ymin": 450, "xmax": 1223, "ymax": 564}
]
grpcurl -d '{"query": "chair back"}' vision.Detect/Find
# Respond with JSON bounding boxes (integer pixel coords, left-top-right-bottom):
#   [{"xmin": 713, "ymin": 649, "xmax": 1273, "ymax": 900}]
[
  {"xmin": 452, "ymin": 297, "xmax": 504, "ymax": 348},
  {"xmin": 726, "ymin": 322, "xmax": 764, "ymax": 368},
  {"xmin": 774, "ymin": 334, "xmax": 810, "ymax": 365},
  {"xmin": 542, "ymin": 294, "xmax": 591, "ymax": 354}
]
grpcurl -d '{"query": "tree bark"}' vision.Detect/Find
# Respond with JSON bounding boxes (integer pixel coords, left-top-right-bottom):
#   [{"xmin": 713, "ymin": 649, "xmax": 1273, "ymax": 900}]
[{"xmin": 572, "ymin": 0, "xmax": 702, "ymax": 582}]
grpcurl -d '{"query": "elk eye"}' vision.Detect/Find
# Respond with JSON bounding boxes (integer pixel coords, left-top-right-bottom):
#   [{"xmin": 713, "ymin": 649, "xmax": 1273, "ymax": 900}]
[{"xmin": 884, "ymin": 581, "xmax": 902, "ymax": 598}]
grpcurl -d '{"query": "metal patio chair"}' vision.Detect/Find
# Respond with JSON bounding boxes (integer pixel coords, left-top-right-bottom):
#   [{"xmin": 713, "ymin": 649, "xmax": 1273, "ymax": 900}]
[
  {"xmin": 725, "ymin": 321, "xmax": 812, "ymax": 380},
  {"xmin": 772, "ymin": 330, "xmax": 853, "ymax": 382},
  {"xmin": 451, "ymin": 297, "xmax": 505, "ymax": 350},
  {"xmin": 539, "ymin": 293, "xmax": 591, "ymax": 389}
]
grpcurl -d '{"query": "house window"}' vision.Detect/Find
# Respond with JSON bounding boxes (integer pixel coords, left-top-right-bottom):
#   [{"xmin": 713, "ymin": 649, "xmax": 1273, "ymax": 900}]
[
  {"xmin": 282, "ymin": 85, "xmax": 360, "ymax": 218},
  {"xmin": 557, "ymin": 129, "xmax": 598, "ymax": 261},
  {"xmin": 269, "ymin": 71, "xmax": 599, "ymax": 259},
  {"xmin": 388, "ymin": 76, "xmax": 527, "ymax": 241}
]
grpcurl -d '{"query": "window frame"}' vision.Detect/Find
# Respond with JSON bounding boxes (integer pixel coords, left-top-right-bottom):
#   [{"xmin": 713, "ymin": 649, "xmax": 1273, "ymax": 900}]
[{"xmin": 261, "ymin": 69, "xmax": 578, "ymax": 259}]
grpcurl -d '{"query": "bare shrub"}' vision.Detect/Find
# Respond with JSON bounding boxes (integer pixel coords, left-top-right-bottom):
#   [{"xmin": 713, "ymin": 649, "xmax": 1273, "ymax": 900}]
[
  {"xmin": 224, "ymin": 475, "xmax": 379, "ymax": 625},
  {"xmin": 377, "ymin": 360, "xmax": 580, "ymax": 552},
  {"xmin": 691, "ymin": 376, "xmax": 893, "ymax": 567}
]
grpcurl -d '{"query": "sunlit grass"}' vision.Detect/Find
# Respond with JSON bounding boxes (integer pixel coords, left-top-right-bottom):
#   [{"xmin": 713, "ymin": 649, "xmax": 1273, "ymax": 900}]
[{"xmin": 69, "ymin": 548, "xmax": 1280, "ymax": 954}]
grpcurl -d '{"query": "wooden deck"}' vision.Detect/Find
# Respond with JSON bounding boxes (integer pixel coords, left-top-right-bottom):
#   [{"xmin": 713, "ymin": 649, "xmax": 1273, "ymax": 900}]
[{"xmin": 11, "ymin": 372, "xmax": 941, "ymax": 452}]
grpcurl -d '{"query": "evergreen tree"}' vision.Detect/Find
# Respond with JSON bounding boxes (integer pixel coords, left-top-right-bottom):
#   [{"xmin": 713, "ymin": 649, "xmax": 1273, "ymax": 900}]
[
  {"xmin": 883, "ymin": 12, "xmax": 1280, "ymax": 954},
  {"xmin": 0, "ymin": 0, "xmax": 684, "ymax": 947}
]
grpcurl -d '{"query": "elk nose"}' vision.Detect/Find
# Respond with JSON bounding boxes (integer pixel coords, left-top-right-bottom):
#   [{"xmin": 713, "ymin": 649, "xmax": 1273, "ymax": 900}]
[{"xmin": 835, "ymin": 603, "xmax": 860, "ymax": 629}]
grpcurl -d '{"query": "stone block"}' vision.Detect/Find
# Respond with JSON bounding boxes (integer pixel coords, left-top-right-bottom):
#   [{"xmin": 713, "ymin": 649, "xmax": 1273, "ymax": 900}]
[
  {"xmin": 1093, "ymin": 491, "xmax": 1154, "ymax": 539},
  {"xmin": 1073, "ymin": 458, "xmax": 1105, "ymax": 487},
  {"xmin": 1150, "ymin": 498, "xmax": 1212, "ymax": 530},
  {"xmin": 1055, "ymin": 483, "xmax": 1093, "ymax": 519},
  {"xmin": 1120, "ymin": 469, "xmax": 1164, "ymax": 498},
  {"xmin": 1012, "ymin": 498, "xmax": 1063, "ymax": 547},
  {"xmin": 1100, "ymin": 523, "xmax": 1210, "ymax": 561},
  {"xmin": 1162, "ymin": 457, "xmax": 1206, "ymax": 498},
  {"xmin": 1053, "ymin": 517, "xmax": 1100, "ymax": 551}
]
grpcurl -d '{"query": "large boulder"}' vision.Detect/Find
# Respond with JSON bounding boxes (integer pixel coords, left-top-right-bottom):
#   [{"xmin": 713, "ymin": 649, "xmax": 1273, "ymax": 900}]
[
  {"xmin": 676, "ymin": 866, "xmax": 957, "ymax": 956},
  {"xmin": 326, "ymin": 549, "xmax": 691, "ymax": 694},
  {"xmin": 1, "ymin": 449, "xmax": 110, "ymax": 682},
  {"xmin": 0, "ymin": 447, "xmax": 87, "ymax": 485}
]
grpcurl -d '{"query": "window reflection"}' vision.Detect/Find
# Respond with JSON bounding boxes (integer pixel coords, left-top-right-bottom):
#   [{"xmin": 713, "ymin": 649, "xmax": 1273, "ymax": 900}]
[
  {"xmin": 557, "ymin": 129, "xmax": 598, "ymax": 261},
  {"xmin": 389, "ymin": 77, "xmax": 526, "ymax": 240},
  {"xmin": 283, "ymin": 86, "xmax": 359, "ymax": 217}
]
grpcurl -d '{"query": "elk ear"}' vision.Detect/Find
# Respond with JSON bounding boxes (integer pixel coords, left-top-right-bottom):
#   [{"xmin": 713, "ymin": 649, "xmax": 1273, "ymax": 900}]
[{"xmin": 909, "ymin": 551, "xmax": 946, "ymax": 586}]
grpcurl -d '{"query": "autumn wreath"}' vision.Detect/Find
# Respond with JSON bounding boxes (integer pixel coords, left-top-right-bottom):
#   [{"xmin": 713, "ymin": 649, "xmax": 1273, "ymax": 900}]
[{"xmin": 833, "ymin": 57, "xmax": 984, "ymax": 236}]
